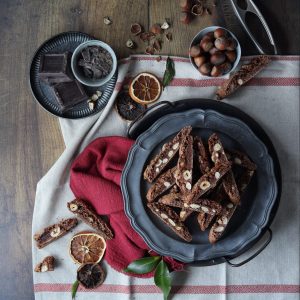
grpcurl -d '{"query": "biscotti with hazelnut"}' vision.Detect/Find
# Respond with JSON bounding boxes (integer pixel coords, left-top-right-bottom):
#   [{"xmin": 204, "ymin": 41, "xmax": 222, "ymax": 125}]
[
  {"xmin": 147, "ymin": 202, "xmax": 192, "ymax": 242},
  {"xmin": 226, "ymin": 150, "xmax": 257, "ymax": 171},
  {"xmin": 194, "ymin": 136, "xmax": 211, "ymax": 174},
  {"xmin": 146, "ymin": 167, "xmax": 176, "ymax": 202},
  {"xmin": 34, "ymin": 218, "xmax": 78, "ymax": 249},
  {"xmin": 216, "ymin": 55, "xmax": 271, "ymax": 100},
  {"xmin": 34, "ymin": 256, "xmax": 55, "ymax": 272},
  {"xmin": 143, "ymin": 126, "xmax": 192, "ymax": 182},
  {"xmin": 67, "ymin": 198, "xmax": 114, "ymax": 240}
]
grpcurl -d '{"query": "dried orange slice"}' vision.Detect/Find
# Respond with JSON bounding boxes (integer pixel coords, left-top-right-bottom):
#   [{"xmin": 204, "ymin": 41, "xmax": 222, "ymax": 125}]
[
  {"xmin": 129, "ymin": 72, "xmax": 162, "ymax": 104},
  {"xmin": 77, "ymin": 263, "xmax": 105, "ymax": 289},
  {"xmin": 69, "ymin": 232, "xmax": 106, "ymax": 264}
]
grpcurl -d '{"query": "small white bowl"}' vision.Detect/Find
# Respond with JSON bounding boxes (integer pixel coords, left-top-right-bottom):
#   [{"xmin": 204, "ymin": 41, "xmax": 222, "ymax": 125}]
[
  {"xmin": 71, "ymin": 40, "xmax": 117, "ymax": 87},
  {"xmin": 189, "ymin": 26, "xmax": 241, "ymax": 77}
]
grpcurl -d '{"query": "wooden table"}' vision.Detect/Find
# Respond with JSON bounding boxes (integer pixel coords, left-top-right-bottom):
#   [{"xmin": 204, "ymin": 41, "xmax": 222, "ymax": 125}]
[{"xmin": 0, "ymin": 1, "xmax": 299, "ymax": 299}]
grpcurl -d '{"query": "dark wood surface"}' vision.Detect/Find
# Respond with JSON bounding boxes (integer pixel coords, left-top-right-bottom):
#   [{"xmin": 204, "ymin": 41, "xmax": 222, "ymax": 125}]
[{"xmin": 0, "ymin": 0, "xmax": 299, "ymax": 299}]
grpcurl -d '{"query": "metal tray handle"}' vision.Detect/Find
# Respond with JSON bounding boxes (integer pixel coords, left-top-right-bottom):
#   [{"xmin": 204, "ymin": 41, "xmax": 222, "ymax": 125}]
[{"xmin": 225, "ymin": 228, "xmax": 272, "ymax": 267}]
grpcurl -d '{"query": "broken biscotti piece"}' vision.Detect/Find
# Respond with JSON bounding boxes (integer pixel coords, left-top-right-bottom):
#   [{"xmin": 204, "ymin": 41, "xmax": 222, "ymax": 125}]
[
  {"xmin": 226, "ymin": 150, "xmax": 257, "ymax": 171},
  {"xmin": 186, "ymin": 162, "xmax": 231, "ymax": 204},
  {"xmin": 194, "ymin": 136, "xmax": 211, "ymax": 174},
  {"xmin": 34, "ymin": 218, "xmax": 78, "ymax": 249},
  {"xmin": 67, "ymin": 198, "xmax": 114, "ymax": 240},
  {"xmin": 147, "ymin": 202, "xmax": 192, "ymax": 242},
  {"xmin": 34, "ymin": 256, "xmax": 55, "ymax": 272},
  {"xmin": 208, "ymin": 133, "xmax": 240, "ymax": 204},
  {"xmin": 208, "ymin": 169, "xmax": 255, "ymax": 243},
  {"xmin": 146, "ymin": 167, "xmax": 176, "ymax": 202},
  {"xmin": 175, "ymin": 135, "xmax": 193, "ymax": 194},
  {"xmin": 143, "ymin": 126, "xmax": 192, "ymax": 182},
  {"xmin": 216, "ymin": 55, "xmax": 271, "ymax": 100}
]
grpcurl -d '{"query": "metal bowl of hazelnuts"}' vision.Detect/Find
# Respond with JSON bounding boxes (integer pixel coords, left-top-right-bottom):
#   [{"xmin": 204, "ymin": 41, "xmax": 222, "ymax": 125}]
[{"xmin": 189, "ymin": 26, "xmax": 241, "ymax": 77}]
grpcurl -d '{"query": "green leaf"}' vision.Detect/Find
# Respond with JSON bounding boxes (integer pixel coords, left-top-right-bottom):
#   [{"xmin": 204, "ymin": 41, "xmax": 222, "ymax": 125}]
[
  {"xmin": 162, "ymin": 57, "xmax": 175, "ymax": 88},
  {"xmin": 71, "ymin": 280, "xmax": 79, "ymax": 300},
  {"xmin": 154, "ymin": 260, "xmax": 171, "ymax": 300},
  {"xmin": 123, "ymin": 256, "xmax": 161, "ymax": 274}
]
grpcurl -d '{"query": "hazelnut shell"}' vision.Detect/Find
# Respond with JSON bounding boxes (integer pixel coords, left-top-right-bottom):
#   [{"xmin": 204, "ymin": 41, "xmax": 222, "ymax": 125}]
[
  {"xmin": 189, "ymin": 45, "xmax": 202, "ymax": 57},
  {"xmin": 193, "ymin": 55, "xmax": 206, "ymax": 67},
  {"xmin": 150, "ymin": 24, "xmax": 163, "ymax": 35},
  {"xmin": 199, "ymin": 63, "xmax": 212, "ymax": 76},
  {"xmin": 210, "ymin": 52, "xmax": 226, "ymax": 66},
  {"xmin": 214, "ymin": 28, "xmax": 227, "ymax": 39}
]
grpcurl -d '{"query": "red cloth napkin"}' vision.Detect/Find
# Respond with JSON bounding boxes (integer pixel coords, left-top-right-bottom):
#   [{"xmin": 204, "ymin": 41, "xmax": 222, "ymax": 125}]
[{"xmin": 70, "ymin": 136, "xmax": 184, "ymax": 278}]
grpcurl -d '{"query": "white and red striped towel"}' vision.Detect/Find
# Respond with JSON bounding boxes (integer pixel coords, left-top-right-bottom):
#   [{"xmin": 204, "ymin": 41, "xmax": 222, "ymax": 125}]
[{"xmin": 33, "ymin": 55, "xmax": 300, "ymax": 300}]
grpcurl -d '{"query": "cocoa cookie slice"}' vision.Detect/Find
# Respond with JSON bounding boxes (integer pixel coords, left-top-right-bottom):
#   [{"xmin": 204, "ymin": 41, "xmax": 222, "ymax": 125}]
[
  {"xmin": 216, "ymin": 55, "xmax": 271, "ymax": 100},
  {"xmin": 226, "ymin": 150, "xmax": 257, "ymax": 171},
  {"xmin": 146, "ymin": 167, "xmax": 177, "ymax": 202},
  {"xmin": 67, "ymin": 198, "xmax": 114, "ymax": 240},
  {"xmin": 34, "ymin": 218, "xmax": 78, "ymax": 249},
  {"xmin": 143, "ymin": 126, "xmax": 192, "ymax": 182},
  {"xmin": 208, "ymin": 133, "xmax": 240, "ymax": 204},
  {"xmin": 194, "ymin": 136, "xmax": 211, "ymax": 174},
  {"xmin": 208, "ymin": 169, "xmax": 255, "ymax": 243},
  {"xmin": 175, "ymin": 135, "xmax": 193, "ymax": 194},
  {"xmin": 34, "ymin": 256, "xmax": 55, "ymax": 272},
  {"xmin": 179, "ymin": 209, "xmax": 194, "ymax": 221},
  {"xmin": 186, "ymin": 162, "xmax": 231, "ymax": 203},
  {"xmin": 147, "ymin": 203, "xmax": 192, "ymax": 242}
]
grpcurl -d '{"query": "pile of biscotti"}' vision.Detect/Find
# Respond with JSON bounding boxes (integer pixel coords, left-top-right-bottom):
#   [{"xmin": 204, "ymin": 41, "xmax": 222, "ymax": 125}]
[{"xmin": 144, "ymin": 126, "xmax": 257, "ymax": 243}]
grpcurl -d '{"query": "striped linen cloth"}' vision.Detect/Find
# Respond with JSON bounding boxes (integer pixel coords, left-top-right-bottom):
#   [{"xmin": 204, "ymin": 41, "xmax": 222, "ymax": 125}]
[{"xmin": 32, "ymin": 55, "xmax": 300, "ymax": 300}]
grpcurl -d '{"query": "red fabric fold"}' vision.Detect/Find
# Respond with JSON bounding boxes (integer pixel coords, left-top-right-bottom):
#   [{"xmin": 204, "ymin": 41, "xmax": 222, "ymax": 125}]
[{"xmin": 70, "ymin": 136, "xmax": 184, "ymax": 278}]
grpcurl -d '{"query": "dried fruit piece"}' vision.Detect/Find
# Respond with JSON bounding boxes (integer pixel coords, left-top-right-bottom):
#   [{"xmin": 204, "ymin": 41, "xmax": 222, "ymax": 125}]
[
  {"xmin": 69, "ymin": 232, "xmax": 106, "ymax": 264},
  {"xmin": 131, "ymin": 23, "xmax": 143, "ymax": 35},
  {"xmin": 34, "ymin": 256, "xmax": 55, "ymax": 272},
  {"xmin": 115, "ymin": 91, "xmax": 146, "ymax": 121},
  {"xmin": 77, "ymin": 263, "xmax": 105, "ymax": 289},
  {"xmin": 129, "ymin": 72, "xmax": 162, "ymax": 104}
]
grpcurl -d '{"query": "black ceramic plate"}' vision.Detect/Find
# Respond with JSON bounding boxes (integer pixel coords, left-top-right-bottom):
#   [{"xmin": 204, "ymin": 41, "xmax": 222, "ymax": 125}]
[
  {"xmin": 29, "ymin": 31, "xmax": 117, "ymax": 119},
  {"xmin": 121, "ymin": 108, "xmax": 278, "ymax": 263}
]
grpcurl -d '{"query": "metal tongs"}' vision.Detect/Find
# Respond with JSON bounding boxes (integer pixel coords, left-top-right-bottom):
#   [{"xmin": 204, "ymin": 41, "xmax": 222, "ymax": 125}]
[{"xmin": 230, "ymin": 0, "xmax": 278, "ymax": 54}]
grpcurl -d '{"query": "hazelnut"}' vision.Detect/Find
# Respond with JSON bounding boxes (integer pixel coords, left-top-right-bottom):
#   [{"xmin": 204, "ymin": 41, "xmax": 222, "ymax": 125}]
[
  {"xmin": 183, "ymin": 170, "xmax": 192, "ymax": 180},
  {"xmin": 168, "ymin": 150, "xmax": 174, "ymax": 157},
  {"xmin": 145, "ymin": 45, "xmax": 155, "ymax": 55},
  {"xmin": 91, "ymin": 94, "xmax": 98, "ymax": 101},
  {"xmin": 200, "ymin": 39, "xmax": 214, "ymax": 52},
  {"xmin": 200, "ymin": 180, "xmax": 211, "ymax": 190},
  {"xmin": 126, "ymin": 39, "xmax": 135, "ymax": 49},
  {"xmin": 50, "ymin": 226, "xmax": 61, "ymax": 238},
  {"xmin": 168, "ymin": 218, "xmax": 176, "ymax": 226},
  {"xmin": 172, "ymin": 142, "xmax": 179, "ymax": 150},
  {"xmin": 219, "ymin": 61, "xmax": 232, "ymax": 74},
  {"xmin": 214, "ymin": 226, "xmax": 224, "ymax": 232},
  {"xmin": 225, "ymin": 50, "xmax": 237, "ymax": 63},
  {"xmin": 191, "ymin": 4, "xmax": 204, "ymax": 16},
  {"xmin": 189, "ymin": 45, "xmax": 202, "ymax": 57},
  {"xmin": 164, "ymin": 182, "xmax": 171, "ymax": 188},
  {"xmin": 103, "ymin": 16, "xmax": 112, "ymax": 25},
  {"xmin": 130, "ymin": 23, "xmax": 143, "ymax": 35},
  {"xmin": 189, "ymin": 204, "xmax": 200, "ymax": 209},
  {"xmin": 162, "ymin": 158, "xmax": 168, "ymax": 163},
  {"xmin": 213, "ymin": 143, "xmax": 222, "ymax": 151},
  {"xmin": 96, "ymin": 90, "xmax": 102, "ymax": 97},
  {"xmin": 161, "ymin": 21, "xmax": 170, "ymax": 30},
  {"xmin": 226, "ymin": 38, "xmax": 237, "ymax": 51},
  {"xmin": 199, "ymin": 63, "xmax": 212, "ymax": 76},
  {"xmin": 215, "ymin": 37, "xmax": 230, "ymax": 51},
  {"xmin": 210, "ymin": 52, "xmax": 226, "ymax": 65},
  {"xmin": 153, "ymin": 39, "xmax": 161, "ymax": 52},
  {"xmin": 214, "ymin": 28, "xmax": 227, "ymax": 39},
  {"xmin": 202, "ymin": 32, "xmax": 214, "ymax": 41},
  {"xmin": 69, "ymin": 203, "xmax": 78, "ymax": 212},
  {"xmin": 209, "ymin": 47, "xmax": 220, "ymax": 55},
  {"xmin": 180, "ymin": 12, "xmax": 191, "ymax": 24},
  {"xmin": 211, "ymin": 65, "xmax": 222, "ymax": 77},
  {"xmin": 180, "ymin": 0, "xmax": 192, "ymax": 12},
  {"xmin": 201, "ymin": 206, "xmax": 209, "ymax": 212},
  {"xmin": 150, "ymin": 23, "xmax": 163, "ymax": 35},
  {"xmin": 41, "ymin": 264, "xmax": 49, "ymax": 272},
  {"xmin": 161, "ymin": 213, "xmax": 168, "ymax": 219},
  {"xmin": 193, "ymin": 55, "xmax": 206, "ymax": 67},
  {"xmin": 88, "ymin": 101, "xmax": 95, "ymax": 110}
]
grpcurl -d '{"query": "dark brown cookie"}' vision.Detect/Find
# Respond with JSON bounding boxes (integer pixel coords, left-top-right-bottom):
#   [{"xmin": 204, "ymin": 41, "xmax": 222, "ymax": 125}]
[
  {"xmin": 194, "ymin": 136, "xmax": 211, "ymax": 174},
  {"xmin": 34, "ymin": 256, "xmax": 55, "ymax": 272}
]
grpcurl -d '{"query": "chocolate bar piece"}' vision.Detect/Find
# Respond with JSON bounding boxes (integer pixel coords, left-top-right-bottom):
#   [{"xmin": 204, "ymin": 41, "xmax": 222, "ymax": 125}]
[
  {"xmin": 159, "ymin": 194, "xmax": 222, "ymax": 215},
  {"xmin": 34, "ymin": 256, "xmax": 55, "ymax": 272},
  {"xmin": 175, "ymin": 135, "xmax": 193, "ymax": 194},
  {"xmin": 53, "ymin": 80, "xmax": 88, "ymax": 112},
  {"xmin": 144, "ymin": 126, "xmax": 192, "ymax": 182},
  {"xmin": 194, "ymin": 136, "xmax": 211, "ymax": 174},
  {"xmin": 39, "ymin": 52, "xmax": 73, "ymax": 83},
  {"xmin": 67, "ymin": 198, "xmax": 114, "ymax": 240},
  {"xmin": 34, "ymin": 218, "xmax": 78, "ymax": 249},
  {"xmin": 186, "ymin": 162, "xmax": 231, "ymax": 203},
  {"xmin": 226, "ymin": 150, "xmax": 257, "ymax": 171},
  {"xmin": 147, "ymin": 203, "xmax": 192, "ymax": 242},
  {"xmin": 208, "ymin": 133, "xmax": 240, "ymax": 204},
  {"xmin": 146, "ymin": 167, "xmax": 176, "ymax": 202}
]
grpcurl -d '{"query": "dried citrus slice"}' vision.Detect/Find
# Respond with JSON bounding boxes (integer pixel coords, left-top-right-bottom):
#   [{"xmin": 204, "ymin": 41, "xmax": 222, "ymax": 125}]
[
  {"xmin": 77, "ymin": 263, "xmax": 105, "ymax": 289},
  {"xmin": 69, "ymin": 232, "xmax": 106, "ymax": 264},
  {"xmin": 129, "ymin": 72, "xmax": 162, "ymax": 104}
]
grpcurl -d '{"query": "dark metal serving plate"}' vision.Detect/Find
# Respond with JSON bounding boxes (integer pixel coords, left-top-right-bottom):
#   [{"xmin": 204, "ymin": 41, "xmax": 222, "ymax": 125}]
[
  {"xmin": 29, "ymin": 31, "xmax": 117, "ymax": 119},
  {"xmin": 121, "ymin": 99, "xmax": 281, "ymax": 265}
]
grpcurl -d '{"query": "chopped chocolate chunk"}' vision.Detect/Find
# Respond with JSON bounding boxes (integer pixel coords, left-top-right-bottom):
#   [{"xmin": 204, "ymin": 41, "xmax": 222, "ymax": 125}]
[
  {"xmin": 144, "ymin": 126, "xmax": 192, "ymax": 182},
  {"xmin": 146, "ymin": 167, "xmax": 177, "ymax": 202},
  {"xmin": 67, "ymin": 198, "xmax": 114, "ymax": 240},
  {"xmin": 34, "ymin": 256, "xmax": 55, "ymax": 272},
  {"xmin": 147, "ymin": 202, "xmax": 192, "ymax": 242},
  {"xmin": 53, "ymin": 80, "xmax": 88, "ymax": 112},
  {"xmin": 34, "ymin": 218, "xmax": 78, "ymax": 249}
]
